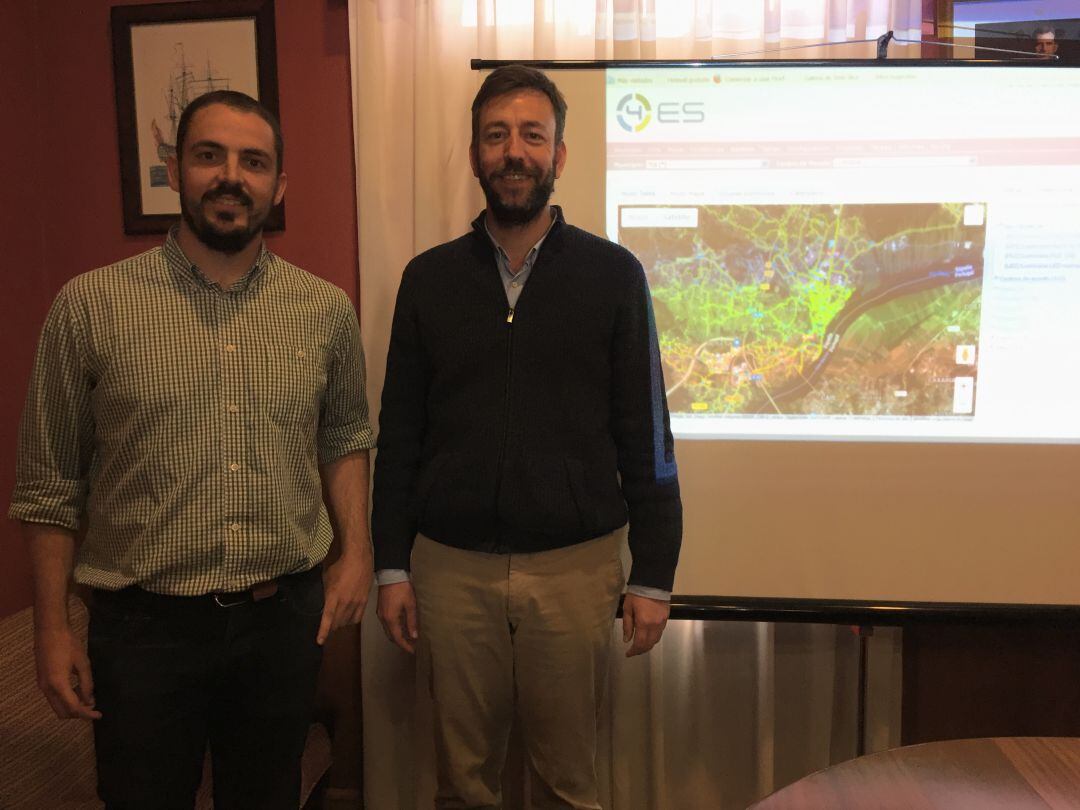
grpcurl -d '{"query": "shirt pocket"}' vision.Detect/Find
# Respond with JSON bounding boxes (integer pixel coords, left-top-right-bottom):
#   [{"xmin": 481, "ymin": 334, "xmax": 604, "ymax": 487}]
[{"xmin": 261, "ymin": 343, "xmax": 327, "ymax": 426}]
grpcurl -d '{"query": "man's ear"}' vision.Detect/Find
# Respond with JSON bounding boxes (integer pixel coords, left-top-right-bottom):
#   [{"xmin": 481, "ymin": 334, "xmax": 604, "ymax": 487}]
[
  {"xmin": 166, "ymin": 155, "xmax": 181, "ymax": 193},
  {"xmin": 469, "ymin": 143, "xmax": 480, "ymax": 179},
  {"xmin": 273, "ymin": 172, "xmax": 288, "ymax": 206},
  {"xmin": 554, "ymin": 139, "xmax": 567, "ymax": 180}
]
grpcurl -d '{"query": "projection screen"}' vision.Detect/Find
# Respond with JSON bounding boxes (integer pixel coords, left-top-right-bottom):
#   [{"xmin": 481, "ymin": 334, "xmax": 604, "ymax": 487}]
[{"xmin": 550, "ymin": 63, "xmax": 1080, "ymax": 604}]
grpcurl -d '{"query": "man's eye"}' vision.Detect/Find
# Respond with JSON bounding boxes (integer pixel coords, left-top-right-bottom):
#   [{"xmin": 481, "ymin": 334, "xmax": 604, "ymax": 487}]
[{"xmin": 246, "ymin": 157, "xmax": 267, "ymax": 170}]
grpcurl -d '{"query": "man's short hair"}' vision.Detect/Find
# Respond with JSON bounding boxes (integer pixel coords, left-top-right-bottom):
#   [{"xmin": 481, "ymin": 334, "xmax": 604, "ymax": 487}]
[
  {"xmin": 471, "ymin": 65, "xmax": 568, "ymax": 146},
  {"xmin": 1033, "ymin": 25, "xmax": 1056, "ymax": 39},
  {"xmin": 175, "ymin": 90, "xmax": 284, "ymax": 171}
]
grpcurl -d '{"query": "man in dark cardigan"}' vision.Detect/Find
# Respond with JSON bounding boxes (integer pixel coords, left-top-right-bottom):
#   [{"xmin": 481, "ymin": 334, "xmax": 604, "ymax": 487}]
[{"xmin": 372, "ymin": 66, "xmax": 682, "ymax": 809}]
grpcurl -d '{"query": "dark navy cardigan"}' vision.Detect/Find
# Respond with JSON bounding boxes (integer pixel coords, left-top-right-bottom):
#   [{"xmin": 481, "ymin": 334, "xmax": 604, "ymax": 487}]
[{"xmin": 371, "ymin": 209, "xmax": 682, "ymax": 591}]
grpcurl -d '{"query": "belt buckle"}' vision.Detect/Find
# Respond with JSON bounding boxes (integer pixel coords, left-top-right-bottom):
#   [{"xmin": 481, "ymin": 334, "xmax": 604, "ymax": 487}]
[
  {"xmin": 212, "ymin": 592, "xmax": 248, "ymax": 608},
  {"xmin": 211, "ymin": 580, "xmax": 279, "ymax": 608}
]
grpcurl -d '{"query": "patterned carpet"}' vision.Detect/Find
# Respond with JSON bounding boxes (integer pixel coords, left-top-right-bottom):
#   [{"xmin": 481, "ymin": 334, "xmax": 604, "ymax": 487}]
[{"xmin": 0, "ymin": 597, "xmax": 100, "ymax": 809}]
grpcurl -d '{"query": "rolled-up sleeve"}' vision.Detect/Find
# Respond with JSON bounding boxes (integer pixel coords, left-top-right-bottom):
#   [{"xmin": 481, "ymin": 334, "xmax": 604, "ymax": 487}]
[
  {"xmin": 317, "ymin": 298, "xmax": 376, "ymax": 464},
  {"xmin": 10, "ymin": 288, "xmax": 95, "ymax": 530}
]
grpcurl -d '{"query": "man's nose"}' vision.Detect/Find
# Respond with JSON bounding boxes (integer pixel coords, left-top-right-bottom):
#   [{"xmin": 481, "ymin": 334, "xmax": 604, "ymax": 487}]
[
  {"xmin": 504, "ymin": 131, "xmax": 526, "ymax": 159},
  {"xmin": 217, "ymin": 154, "xmax": 242, "ymax": 183}
]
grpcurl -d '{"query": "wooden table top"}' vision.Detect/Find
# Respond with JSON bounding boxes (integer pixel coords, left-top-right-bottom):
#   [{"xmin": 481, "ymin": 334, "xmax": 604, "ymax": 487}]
[{"xmin": 750, "ymin": 737, "xmax": 1080, "ymax": 809}]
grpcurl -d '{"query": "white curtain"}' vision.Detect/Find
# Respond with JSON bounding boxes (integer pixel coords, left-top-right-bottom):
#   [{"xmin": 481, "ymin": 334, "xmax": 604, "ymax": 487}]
[{"xmin": 348, "ymin": 2, "xmax": 912, "ymax": 806}]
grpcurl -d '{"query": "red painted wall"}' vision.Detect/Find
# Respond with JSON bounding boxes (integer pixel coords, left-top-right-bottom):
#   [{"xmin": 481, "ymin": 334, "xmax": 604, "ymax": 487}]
[{"xmin": 0, "ymin": 0, "xmax": 358, "ymax": 618}]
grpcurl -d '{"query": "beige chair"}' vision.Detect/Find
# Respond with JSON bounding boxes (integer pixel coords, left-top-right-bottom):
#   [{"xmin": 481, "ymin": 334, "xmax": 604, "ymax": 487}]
[{"xmin": 0, "ymin": 596, "xmax": 333, "ymax": 810}]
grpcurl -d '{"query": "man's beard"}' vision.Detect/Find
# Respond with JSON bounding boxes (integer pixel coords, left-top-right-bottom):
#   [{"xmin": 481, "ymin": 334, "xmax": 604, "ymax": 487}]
[
  {"xmin": 478, "ymin": 157, "xmax": 556, "ymax": 227},
  {"xmin": 179, "ymin": 179, "xmax": 270, "ymax": 255}
]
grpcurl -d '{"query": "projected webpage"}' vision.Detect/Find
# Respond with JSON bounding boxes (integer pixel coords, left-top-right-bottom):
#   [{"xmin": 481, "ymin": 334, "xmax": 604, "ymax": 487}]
[{"xmin": 606, "ymin": 66, "xmax": 1080, "ymax": 442}]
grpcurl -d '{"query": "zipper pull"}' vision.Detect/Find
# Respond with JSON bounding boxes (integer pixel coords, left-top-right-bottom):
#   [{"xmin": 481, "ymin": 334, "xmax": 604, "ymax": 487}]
[{"xmin": 506, "ymin": 308, "xmax": 515, "ymax": 324}]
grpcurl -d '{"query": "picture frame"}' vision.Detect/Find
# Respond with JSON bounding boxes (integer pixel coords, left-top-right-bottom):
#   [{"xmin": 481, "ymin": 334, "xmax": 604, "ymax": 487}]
[
  {"xmin": 973, "ymin": 17, "xmax": 1080, "ymax": 63},
  {"xmin": 111, "ymin": 0, "xmax": 283, "ymax": 235}
]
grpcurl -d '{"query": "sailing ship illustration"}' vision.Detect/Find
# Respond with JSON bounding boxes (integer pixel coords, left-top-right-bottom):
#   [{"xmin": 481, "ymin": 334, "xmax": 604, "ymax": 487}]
[{"xmin": 148, "ymin": 44, "xmax": 230, "ymax": 186}]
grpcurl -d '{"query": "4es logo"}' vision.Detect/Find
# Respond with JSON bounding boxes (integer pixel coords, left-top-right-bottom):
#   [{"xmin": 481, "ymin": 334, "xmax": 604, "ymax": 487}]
[
  {"xmin": 616, "ymin": 92, "xmax": 705, "ymax": 133},
  {"xmin": 616, "ymin": 93, "xmax": 652, "ymax": 132}
]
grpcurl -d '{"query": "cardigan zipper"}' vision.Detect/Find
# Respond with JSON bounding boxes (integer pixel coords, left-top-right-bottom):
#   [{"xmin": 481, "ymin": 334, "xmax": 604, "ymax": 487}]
[{"xmin": 493, "ymin": 307, "xmax": 515, "ymax": 524}]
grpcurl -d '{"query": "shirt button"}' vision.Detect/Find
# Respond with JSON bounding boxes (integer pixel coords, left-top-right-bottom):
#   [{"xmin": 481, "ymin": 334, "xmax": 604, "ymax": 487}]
[
  {"xmin": 228, "ymin": 462, "xmax": 240, "ymax": 472},
  {"xmin": 229, "ymin": 522, "xmax": 241, "ymax": 532},
  {"xmin": 225, "ymin": 343, "xmax": 237, "ymax": 353},
  {"xmin": 296, "ymin": 349, "xmax": 306, "ymax": 359},
  {"xmin": 227, "ymin": 404, "xmax": 239, "ymax": 414},
  {"xmin": 511, "ymin": 281, "xmax": 519, "ymax": 288}
]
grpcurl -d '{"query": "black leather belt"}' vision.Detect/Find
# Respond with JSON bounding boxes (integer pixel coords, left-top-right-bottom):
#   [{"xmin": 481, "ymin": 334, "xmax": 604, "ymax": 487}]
[
  {"xmin": 211, "ymin": 578, "xmax": 281, "ymax": 607},
  {"xmin": 91, "ymin": 565, "xmax": 321, "ymax": 611}
]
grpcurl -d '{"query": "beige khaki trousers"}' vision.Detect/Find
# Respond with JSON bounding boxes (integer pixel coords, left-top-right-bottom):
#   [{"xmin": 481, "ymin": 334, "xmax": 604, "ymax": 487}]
[{"xmin": 412, "ymin": 530, "xmax": 626, "ymax": 810}]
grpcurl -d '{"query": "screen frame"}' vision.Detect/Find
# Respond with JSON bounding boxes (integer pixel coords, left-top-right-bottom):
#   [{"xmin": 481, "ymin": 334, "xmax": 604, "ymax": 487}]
[{"xmin": 475, "ymin": 57, "xmax": 1080, "ymax": 621}]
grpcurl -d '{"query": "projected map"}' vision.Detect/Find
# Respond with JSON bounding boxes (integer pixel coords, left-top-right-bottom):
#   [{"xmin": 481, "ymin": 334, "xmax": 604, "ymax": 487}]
[{"xmin": 620, "ymin": 203, "xmax": 987, "ymax": 418}]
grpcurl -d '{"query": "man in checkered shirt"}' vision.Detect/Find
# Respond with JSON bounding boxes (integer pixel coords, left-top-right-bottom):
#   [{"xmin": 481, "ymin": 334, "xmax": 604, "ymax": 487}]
[{"xmin": 10, "ymin": 91, "xmax": 375, "ymax": 810}]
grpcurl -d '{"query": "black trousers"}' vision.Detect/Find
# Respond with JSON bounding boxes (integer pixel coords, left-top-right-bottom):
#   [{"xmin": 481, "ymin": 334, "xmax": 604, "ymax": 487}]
[{"xmin": 87, "ymin": 568, "xmax": 325, "ymax": 810}]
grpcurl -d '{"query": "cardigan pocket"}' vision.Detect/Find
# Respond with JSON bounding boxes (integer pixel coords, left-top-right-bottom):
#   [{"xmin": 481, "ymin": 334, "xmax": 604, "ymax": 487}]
[
  {"xmin": 417, "ymin": 451, "xmax": 497, "ymax": 531},
  {"xmin": 498, "ymin": 452, "xmax": 588, "ymax": 536},
  {"xmin": 565, "ymin": 457, "xmax": 594, "ymax": 533}
]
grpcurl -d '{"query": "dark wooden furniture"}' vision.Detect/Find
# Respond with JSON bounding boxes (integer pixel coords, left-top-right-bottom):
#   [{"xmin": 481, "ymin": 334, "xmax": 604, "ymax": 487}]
[
  {"xmin": 903, "ymin": 624, "xmax": 1080, "ymax": 744},
  {"xmin": 750, "ymin": 736, "xmax": 1080, "ymax": 809}
]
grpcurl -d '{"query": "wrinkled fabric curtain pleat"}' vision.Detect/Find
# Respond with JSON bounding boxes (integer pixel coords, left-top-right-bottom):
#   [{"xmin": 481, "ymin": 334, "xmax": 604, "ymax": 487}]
[{"xmin": 348, "ymin": 2, "xmax": 911, "ymax": 806}]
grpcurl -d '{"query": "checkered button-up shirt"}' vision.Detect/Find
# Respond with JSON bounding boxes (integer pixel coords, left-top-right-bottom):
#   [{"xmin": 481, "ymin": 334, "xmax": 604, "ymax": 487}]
[{"xmin": 10, "ymin": 229, "xmax": 375, "ymax": 595}]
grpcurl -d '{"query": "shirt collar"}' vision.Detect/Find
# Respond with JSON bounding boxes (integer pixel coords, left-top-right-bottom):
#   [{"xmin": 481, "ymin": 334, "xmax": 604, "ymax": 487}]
[
  {"xmin": 163, "ymin": 225, "xmax": 273, "ymax": 292},
  {"xmin": 471, "ymin": 204, "xmax": 564, "ymax": 241},
  {"xmin": 477, "ymin": 206, "xmax": 561, "ymax": 273}
]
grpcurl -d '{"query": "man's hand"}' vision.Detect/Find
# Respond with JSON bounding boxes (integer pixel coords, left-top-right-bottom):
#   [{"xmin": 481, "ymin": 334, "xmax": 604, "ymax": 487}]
[
  {"xmin": 35, "ymin": 626, "xmax": 101, "ymax": 721},
  {"xmin": 317, "ymin": 450, "xmax": 373, "ymax": 644},
  {"xmin": 25, "ymin": 523, "xmax": 97, "ymax": 720},
  {"xmin": 622, "ymin": 592, "xmax": 670, "ymax": 657},
  {"xmin": 377, "ymin": 581, "xmax": 419, "ymax": 654},
  {"xmin": 317, "ymin": 554, "xmax": 373, "ymax": 645}
]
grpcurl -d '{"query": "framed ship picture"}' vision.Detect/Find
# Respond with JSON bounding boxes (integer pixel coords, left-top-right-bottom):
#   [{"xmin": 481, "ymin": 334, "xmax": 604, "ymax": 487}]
[{"xmin": 111, "ymin": 0, "xmax": 283, "ymax": 234}]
